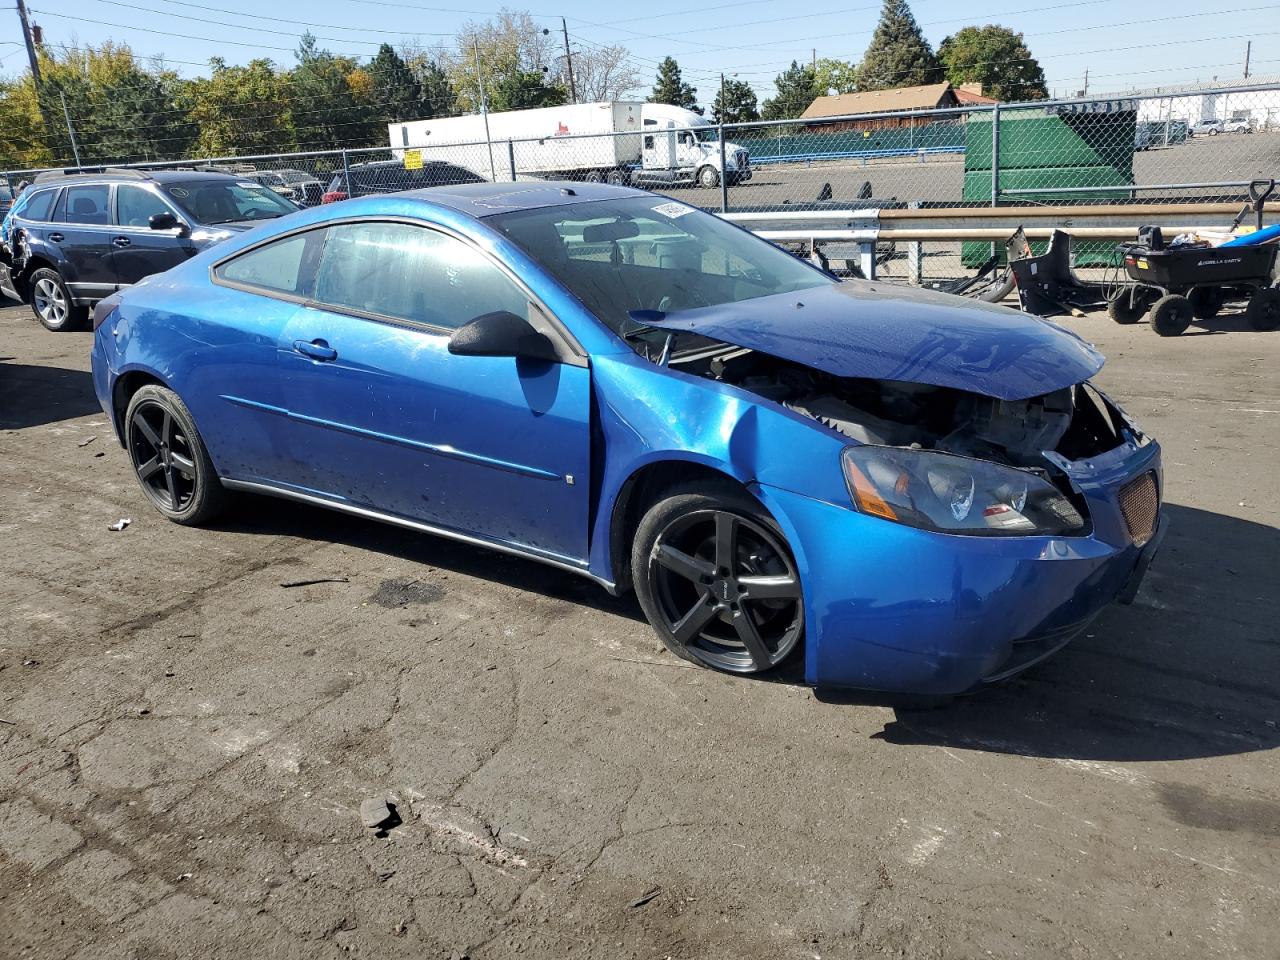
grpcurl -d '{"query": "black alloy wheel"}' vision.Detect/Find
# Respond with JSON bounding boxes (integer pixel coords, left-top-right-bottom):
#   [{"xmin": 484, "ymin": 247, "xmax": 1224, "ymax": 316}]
[
  {"xmin": 124, "ymin": 385, "xmax": 226, "ymax": 524},
  {"xmin": 635, "ymin": 490, "xmax": 803, "ymax": 674}
]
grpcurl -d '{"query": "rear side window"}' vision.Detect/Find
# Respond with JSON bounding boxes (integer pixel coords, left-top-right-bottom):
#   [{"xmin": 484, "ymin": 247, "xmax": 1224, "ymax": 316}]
[
  {"xmin": 20, "ymin": 188, "xmax": 57, "ymax": 222},
  {"xmin": 215, "ymin": 232, "xmax": 317, "ymax": 296},
  {"xmin": 63, "ymin": 184, "xmax": 110, "ymax": 225}
]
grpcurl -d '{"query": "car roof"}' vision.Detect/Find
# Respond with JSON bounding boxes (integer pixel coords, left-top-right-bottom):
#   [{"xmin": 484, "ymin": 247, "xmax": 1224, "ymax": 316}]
[
  {"xmin": 393, "ymin": 181, "xmax": 644, "ymax": 217},
  {"xmin": 29, "ymin": 169, "xmax": 252, "ymax": 186}
]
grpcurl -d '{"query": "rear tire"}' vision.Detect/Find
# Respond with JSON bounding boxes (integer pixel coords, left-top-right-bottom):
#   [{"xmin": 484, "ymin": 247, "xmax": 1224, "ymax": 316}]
[
  {"xmin": 605, "ymin": 169, "xmax": 628, "ymax": 186},
  {"xmin": 583, "ymin": 169, "xmax": 604, "ymax": 184},
  {"xmin": 1189, "ymin": 286, "xmax": 1224, "ymax": 319},
  {"xmin": 1107, "ymin": 292, "xmax": 1148, "ymax": 324},
  {"xmin": 632, "ymin": 483, "xmax": 803, "ymax": 676},
  {"xmin": 124, "ymin": 384, "xmax": 227, "ymax": 525},
  {"xmin": 1245, "ymin": 287, "xmax": 1280, "ymax": 331},
  {"xmin": 29, "ymin": 267, "xmax": 88, "ymax": 332},
  {"xmin": 1149, "ymin": 293, "xmax": 1193, "ymax": 336}
]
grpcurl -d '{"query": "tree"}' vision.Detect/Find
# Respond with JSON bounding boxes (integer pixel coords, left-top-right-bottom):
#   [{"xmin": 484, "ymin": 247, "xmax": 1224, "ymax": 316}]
[
  {"xmin": 289, "ymin": 33, "xmax": 379, "ymax": 148},
  {"xmin": 368, "ymin": 44, "xmax": 422, "ymax": 123},
  {"xmin": 649, "ymin": 57, "xmax": 701, "ymax": 114},
  {"xmin": 711, "ymin": 77, "xmax": 759, "ymax": 124},
  {"xmin": 813, "ymin": 57, "xmax": 859, "ymax": 96},
  {"xmin": 761, "ymin": 61, "xmax": 818, "ymax": 121},
  {"xmin": 445, "ymin": 11, "xmax": 562, "ymax": 113},
  {"xmin": 938, "ymin": 25, "xmax": 1046, "ymax": 102},
  {"xmin": 856, "ymin": 0, "xmax": 942, "ymax": 91},
  {"xmin": 569, "ymin": 43, "xmax": 641, "ymax": 102},
  {"xmin": 400, "ymin": 43, "xmax": 459, "ymax": 118},
  {"xmin": 186, "ymin": 57, "xmax": 295, "ymax": 156}
]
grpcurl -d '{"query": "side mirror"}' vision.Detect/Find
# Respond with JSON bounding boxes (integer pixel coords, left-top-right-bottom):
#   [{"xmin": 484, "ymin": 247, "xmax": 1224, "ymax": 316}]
[
  {"xmin": 149, "ymin": 211, "xmax": 186, "ymax": 235},
  {"xmin": 448, "ymin": 311, "xmax": 560, "ymax": 363}
]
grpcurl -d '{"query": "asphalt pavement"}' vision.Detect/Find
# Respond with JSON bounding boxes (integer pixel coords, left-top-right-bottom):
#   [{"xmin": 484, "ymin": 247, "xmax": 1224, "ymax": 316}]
[{"xmin": 1, "ymin": 297, "xmax": 1278, "ymax": 959}]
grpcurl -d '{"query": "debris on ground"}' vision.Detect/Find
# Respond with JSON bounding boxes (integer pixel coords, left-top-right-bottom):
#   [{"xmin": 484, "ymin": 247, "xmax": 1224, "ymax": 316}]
[
  {"xmin": 108, "ymin": 518, "xmax": 132, "ymax": 531},
  {"xmin": 628, "ymin": 886, "xmax": 661, "ymax": 908},
  {"xmin": 360, "ymin": 797, "xmax": 401, "ymax": 834},
  {"xmin": 280, "ymin": 576, "xmax": 350, "ymax": 588},
  {"xmin": 77, "ymin": 436, "xmax": 96, "ymax": 447}
]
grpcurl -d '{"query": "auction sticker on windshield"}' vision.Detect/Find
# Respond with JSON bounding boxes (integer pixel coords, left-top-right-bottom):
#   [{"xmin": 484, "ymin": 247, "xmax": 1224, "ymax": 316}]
[{"xmin": 652, "ymin": 201, "xmax": 695, "ymax": 219}]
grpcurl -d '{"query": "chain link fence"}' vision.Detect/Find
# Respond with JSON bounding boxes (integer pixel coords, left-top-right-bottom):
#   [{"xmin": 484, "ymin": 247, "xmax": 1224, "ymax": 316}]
[{"xmin": 4, "ymin": 81, "xmax": 1277, "ymax": 285}]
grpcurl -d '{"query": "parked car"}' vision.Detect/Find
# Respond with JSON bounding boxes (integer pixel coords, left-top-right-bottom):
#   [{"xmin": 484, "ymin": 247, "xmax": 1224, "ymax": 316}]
[
  {"xmin": 0, "ymin": 182, "xmax": 14, "ymax": 218},
  {"xmin": 321, "ymin": 159, "xmax": 485, "ymax": 203},
  {"xmin": 0, "ymin": 167, "xmax": 299, "ymax": 330},
  {"xmin": 1224, "ymin": 118, "xmax": 1255, "ymax": 134},
  {"xmin": 90, "ymin": 182, "xmax": 1164, "ymax": 696},
  {"xmin": 246, "ymin": 168, "xmax": 325, "ymax": 206},
  {"xmin": 1190, "ymin": 118, "xmax": 1224, "ymax": 136}
]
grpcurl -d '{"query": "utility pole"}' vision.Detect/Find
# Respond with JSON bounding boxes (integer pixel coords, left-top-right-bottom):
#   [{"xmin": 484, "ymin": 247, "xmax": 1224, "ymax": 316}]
[
  {"xmin": 1082, "ymin": 68, "xmax": 1089, "ymax": 96},
  {"xmin": 561, "ymin": 18, "xmax": 577, "ymax": 104},
  {"xmin": 473, "ymin": 38, "xmax": 496, "ymax": 182},
  {"xmin": 1244, "ymin": 41, "xmax": 1252, "ymax": 79},
  {"xmin": 60, "ymin": 92, "xmax": 81, "ymax": 168},
  {"xmin": 719, "ymin": 73, "xmax": 726, "ymax": 121},
  {"xmin": 811, "ymin": 48, "xmax": 816, "ymax": 72},
  {"xmin": 15, "ymin": 0, "xmax": 41, "ymax": 87}
]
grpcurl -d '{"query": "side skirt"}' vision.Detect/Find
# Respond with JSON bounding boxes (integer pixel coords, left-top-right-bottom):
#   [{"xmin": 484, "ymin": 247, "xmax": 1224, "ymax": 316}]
[{"xmin": 220, "ymin": 478, "xmax": 618, "ymax": 593}]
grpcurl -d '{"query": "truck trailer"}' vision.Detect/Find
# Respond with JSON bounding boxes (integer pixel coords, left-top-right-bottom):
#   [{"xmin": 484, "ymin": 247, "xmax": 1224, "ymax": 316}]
[{"xmin": 389, "ymin": 101, "xmax": 751, "ymax": 189}]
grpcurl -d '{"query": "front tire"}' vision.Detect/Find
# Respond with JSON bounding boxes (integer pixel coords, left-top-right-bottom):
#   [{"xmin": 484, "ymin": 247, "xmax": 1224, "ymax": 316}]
[
  {"xmin": 124, "ymin": 384, "xmax": 226, "ymax": 525},
  {"xmin": 1107, "ymin": 291, "xmax": 1149, "ymax": 324},
  {"xmin": 632, "ymin": 484, "xmax": 803, "ymax": 675},
  {"xmin": 29, "ymin": 267, "xmax": 88, "ymax": 332},
  {"xmin": 697, "ymin": 165, "xmax": 720, "ymax": 189},
  {"xmin": 1150, "ymin": 293, "xmax": 1193, "ymax": 336}
]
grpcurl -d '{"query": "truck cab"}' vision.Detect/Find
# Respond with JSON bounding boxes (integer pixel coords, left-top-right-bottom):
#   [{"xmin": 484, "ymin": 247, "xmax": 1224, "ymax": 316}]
[{"xmin": 635, "ymin": 104, "xmax": 751, "ymax": 189}]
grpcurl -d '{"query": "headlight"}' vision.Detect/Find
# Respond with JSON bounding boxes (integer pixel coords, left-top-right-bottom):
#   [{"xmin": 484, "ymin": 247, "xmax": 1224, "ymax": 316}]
[{"xmin": 842, "ymin": 446, "xmax": 1085, "ymax": 536}]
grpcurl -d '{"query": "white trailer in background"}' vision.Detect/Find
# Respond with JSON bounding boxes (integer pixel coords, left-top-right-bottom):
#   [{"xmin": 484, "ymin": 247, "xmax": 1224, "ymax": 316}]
[{"xmin": 389, "ymin": 101, "xmax": 751, "ymax": 189}]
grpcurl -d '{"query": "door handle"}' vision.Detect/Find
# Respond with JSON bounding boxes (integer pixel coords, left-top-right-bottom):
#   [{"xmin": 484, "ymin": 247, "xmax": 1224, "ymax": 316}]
[
  {"xmin": 293, "ymin": 339, "xmax": 337, "ymax": 362},
  {"xmin": 112, "ymin": 236, "xmax": 131, "ymax": 248},
  {"xmin": 48, "ymin": 232, "xmax": 64, "ymax": 243}
]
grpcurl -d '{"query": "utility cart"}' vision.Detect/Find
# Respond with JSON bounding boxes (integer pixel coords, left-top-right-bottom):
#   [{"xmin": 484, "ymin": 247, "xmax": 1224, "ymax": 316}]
[{"xmin": 1106, "ymin": 180, "xmax": 1280, "ymax": 336}]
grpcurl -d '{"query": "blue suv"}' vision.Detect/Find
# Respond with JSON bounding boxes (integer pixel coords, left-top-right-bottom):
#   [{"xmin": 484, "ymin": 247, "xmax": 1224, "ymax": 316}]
[{"xmin": 0, "ymin": 168, "xmax": 298, "ymax": 330}]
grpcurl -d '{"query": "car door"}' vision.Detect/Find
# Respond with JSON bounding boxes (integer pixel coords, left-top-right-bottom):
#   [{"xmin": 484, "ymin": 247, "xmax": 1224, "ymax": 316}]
[
  {"xmin": 111, "ymin": 183, "xmax": 199, "ymax": 285},
  {"xmin": 278, "ymin": 219, "xmax": 592, "ymax": 564},
  {"xmin": 57, "ymin": 183, "xmax": 119, "ymax": 299}
]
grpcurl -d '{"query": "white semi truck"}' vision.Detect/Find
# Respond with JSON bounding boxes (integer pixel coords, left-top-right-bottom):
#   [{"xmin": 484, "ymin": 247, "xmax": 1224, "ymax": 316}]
[{"xmin": 389, "ymin": 101, "xmax": 751, "ymax": 189}]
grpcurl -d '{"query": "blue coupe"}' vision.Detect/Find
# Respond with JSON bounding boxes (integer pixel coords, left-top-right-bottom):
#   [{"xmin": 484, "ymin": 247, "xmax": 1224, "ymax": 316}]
[{"xmin": 90, "ymin": 183, "xmax": 1164, "ymax": 695}]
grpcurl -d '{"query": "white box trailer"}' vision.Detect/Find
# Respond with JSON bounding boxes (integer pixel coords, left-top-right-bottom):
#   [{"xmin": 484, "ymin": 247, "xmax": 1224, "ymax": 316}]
[{"xmin": 389, "ymin": 101, "xmax": 751, "ymax": 189}]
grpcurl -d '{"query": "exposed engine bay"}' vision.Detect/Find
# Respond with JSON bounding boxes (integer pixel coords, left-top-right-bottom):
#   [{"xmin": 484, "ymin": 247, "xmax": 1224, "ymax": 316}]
[{"xmin": 672, "ymin": 346, "xmax": 1129, "ymax": 478}]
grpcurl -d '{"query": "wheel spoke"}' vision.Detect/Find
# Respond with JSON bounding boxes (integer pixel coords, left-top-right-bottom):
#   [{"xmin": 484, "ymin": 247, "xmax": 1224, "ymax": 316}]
[
  {"xmin": 133, "ymin": 412, "xmax": 161, "ymax": 447},
  {"xmin": 714, "ymin": 513, "xmax": 737, "ymax": 574},
  {"xmin": 653, "ymin": 543, "xmax": 713, "ymax": 584},
  {"xmin": 169, "ymin": 451, "xmax": 196, "ymax": 479},
  {"xmin": 671, "ymin": 594, "xmax": 718, "ymax": 644},
  {"xmin": 738, "ymin": 573, "xmax": 801, "ymax": 601},
  {"xmin": 732, "ymin": 608, "xmax": 774, "ymax": 670},
  {"xmin": 161, "ymin": 409, "xmax": 173, "ymax": 446},
  {"xmin": 164, "ymin": 466, "xmax": 178, "ymax": 508},
  {"xmin": 136, "ymin": 456, "xmax": 162, "ymax": 480}
]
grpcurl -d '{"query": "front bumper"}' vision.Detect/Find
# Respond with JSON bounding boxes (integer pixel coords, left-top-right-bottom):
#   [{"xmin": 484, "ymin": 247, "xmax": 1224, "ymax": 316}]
[{"xmin": 755, "ymin": 438, "xmax": 1164, "ymax": 695}]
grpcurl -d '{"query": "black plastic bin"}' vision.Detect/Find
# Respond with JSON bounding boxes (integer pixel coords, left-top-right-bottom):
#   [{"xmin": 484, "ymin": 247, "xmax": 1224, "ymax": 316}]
[{"xmin": 1123, "ymin": 244, "xmax": 1278, "ymax": 289}]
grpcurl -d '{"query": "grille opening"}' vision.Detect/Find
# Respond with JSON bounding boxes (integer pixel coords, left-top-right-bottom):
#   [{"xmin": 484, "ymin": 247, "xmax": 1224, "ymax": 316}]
[{"xmin": 1119, "ymin": 472, "xmax": 1159, "ymax": 546}]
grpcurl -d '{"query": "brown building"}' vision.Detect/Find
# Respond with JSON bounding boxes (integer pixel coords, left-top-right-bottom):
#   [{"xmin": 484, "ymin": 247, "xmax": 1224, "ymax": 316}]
[{"xmin": 800, "ymin": 82, "xmax": 995, "ymax": 131}]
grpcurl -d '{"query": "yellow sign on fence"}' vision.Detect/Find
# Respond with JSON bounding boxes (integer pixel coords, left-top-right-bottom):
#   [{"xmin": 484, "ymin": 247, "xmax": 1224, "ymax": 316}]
[{"xmin": 403, "ymin": 150, "xmax": 423, "ymax": 171}]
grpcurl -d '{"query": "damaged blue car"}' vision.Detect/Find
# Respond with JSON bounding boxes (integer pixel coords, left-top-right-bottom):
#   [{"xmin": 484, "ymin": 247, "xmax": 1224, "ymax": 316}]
[{"xmin": 90, "ymin": 183, "xmax": 1164, "ymax": 694}]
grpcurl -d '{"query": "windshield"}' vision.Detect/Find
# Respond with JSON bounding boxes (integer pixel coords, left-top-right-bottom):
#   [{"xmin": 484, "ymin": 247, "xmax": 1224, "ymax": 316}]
[
  {"xmin": 488, "ymin": 196, "xmax": 832, "ymax": 335},
  {"xmin": 163, "ymin": 179, "xmax": 297, "ymax": 225},
  {"xmin": 694, "ymin": 127, "xmax": 717, "ymax": 143},
  {"xmin": 279, "ymin": 170, "xmax": 314, "ymax": 183}
]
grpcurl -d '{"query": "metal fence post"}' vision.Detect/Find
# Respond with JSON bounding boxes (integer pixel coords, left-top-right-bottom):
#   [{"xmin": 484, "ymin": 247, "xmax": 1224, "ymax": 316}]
[
  {"xmin": 907, "ymin": 200, "xmax": 922, "ymax": 285},
  {"xmin": 718, "ymin": 123, "xmax": 729, "ymax": 213},
  {"xmin": 341, "ymin": 149, "xmax": 351, "ymax": 196},
  {"xmin": 507, "ymin": 139, "xmax": 516, "ymax": 183},
  {"xmin": 990, "ymin": 103, "xmax": 1001, "ymax": 259}
]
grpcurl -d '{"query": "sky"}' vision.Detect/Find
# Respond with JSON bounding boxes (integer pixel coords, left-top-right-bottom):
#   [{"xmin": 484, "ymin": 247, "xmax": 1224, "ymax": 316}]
[{"xmin": 2, "ymin": 0, "xmax": 1276, "ymax": 110}]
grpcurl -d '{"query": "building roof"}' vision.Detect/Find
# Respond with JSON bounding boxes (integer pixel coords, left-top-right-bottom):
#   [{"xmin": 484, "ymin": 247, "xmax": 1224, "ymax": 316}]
[
  {"xmin": 954, "ymin": 83, "xmax": 999, "ymax": 105},
  {"xmin": 800, "ymin": 83, "xmax": 955, "ymax": 119}
]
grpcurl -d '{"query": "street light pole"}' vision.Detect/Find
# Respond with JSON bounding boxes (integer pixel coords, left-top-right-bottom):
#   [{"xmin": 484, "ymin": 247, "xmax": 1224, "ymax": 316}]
[
  {"xmin": 560, "ymin": 18, "xmax": 577, "ymax": 104},
  {"xmin": 60, "ymin": 92, "xmax": 81, "ymax": 168}
]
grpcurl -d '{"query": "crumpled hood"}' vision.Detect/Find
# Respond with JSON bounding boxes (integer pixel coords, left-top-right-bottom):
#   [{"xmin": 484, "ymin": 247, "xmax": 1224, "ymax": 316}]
[{"xmin": 645, "ymin": 280, "xmax": 1104, "ymax": 401}]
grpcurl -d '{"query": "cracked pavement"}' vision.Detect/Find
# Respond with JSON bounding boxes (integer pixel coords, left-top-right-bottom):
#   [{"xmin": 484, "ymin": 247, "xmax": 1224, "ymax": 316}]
[{"xmin": 1, "ymin": 301, "xmax": 1279, "ymax": 958}]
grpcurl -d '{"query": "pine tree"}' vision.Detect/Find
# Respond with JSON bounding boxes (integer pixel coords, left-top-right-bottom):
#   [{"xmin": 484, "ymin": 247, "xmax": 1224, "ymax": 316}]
[
  {"xmin": 368, "ymin": 44, "xmax": 422, "ymax": 123},
  {"xmin": 711, "ymin": 77, "xmax": 759, "ymax": 124},
  {"xmin": 649, "ymin": 57, "xmax": 702, "ymax": 114},
  {"xmin": 760, "ymin": 62, "xmax": 818, "ymax": 121},
  {"xmin": 856, "ymin": 0, "xmax": 942, "ymax": 91}
]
